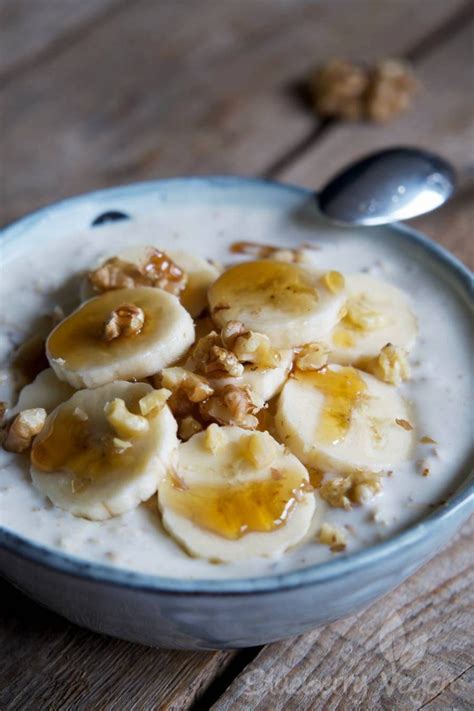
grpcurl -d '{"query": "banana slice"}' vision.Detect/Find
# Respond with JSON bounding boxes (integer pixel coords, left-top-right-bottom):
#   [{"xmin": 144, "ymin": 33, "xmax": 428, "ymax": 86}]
[
  {"xmin": 81, "ymin": 246, "xmax": 220, "ymax": 317},
  {"xmin": 31, "ymin": 381, "xmax": 178, "ymax": 520},
  {"xmin": 47, "ymin": 286, "xmax": 195, "ymax": 388},
  {"xmin": 328, "ymin": 274, "xmax": 417, "ymax": 364},
  {"xmin": 208, "ymin": 261, "xmax": 346, "ymax": 348},
  {"xmin": 10, "ymin": 368, "xmax": 75, "ymax": 416},
  {"xmin": 168, "ymin": 249, "xmax": 220, "ymax": 317},
  {"xmin": 159, "ymin": 425, "xmax": 315, "ymax": 562},
  {"xmin": 206, "ymin": 349, "xmax": 294, "ymax": 401},
  {"xmin": 275, "ymin": 364, "xmax": 415, "ymax": 474}
]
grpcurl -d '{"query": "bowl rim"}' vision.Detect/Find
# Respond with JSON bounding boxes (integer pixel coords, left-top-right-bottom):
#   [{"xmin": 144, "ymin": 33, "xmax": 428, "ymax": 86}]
[{"xmin": 1, "ymin": 175, "xmax": 473, "ymax": 596}]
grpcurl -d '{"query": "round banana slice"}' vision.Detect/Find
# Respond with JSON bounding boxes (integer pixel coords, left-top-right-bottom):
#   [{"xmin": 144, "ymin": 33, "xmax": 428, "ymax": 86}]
[
  {"xmin": 47, "ymin": 286, "xmax": 195, "ymax": 388},
  {"xmin": 10, "ymin": 368, "xmax": 75, "ymax": 416},
  {"xmin": 275, "ymin": 364, "xmax": 415, "ymax": 474},
  {"xmin": 31, "ymin": 381, "xmax": 178, "ymax": 520},
  {"xmin": 328, "ymin": 274, "xmax": 417, "ymax": 364},
  {"xmin": 169, "ymin": 249, "xmax": 220, "ymax": 317},
  {"xmin": 208, "ymin": 261, "xmax": 346, "ymax": 348},
  {"xmin": 159, "ymin": 425, "xmax": 315, "ymax": 562},
  {"xmin": 81, "ymin": 246, "xmax": 220, "ymax": 317},
  {"xmin": 206, "ymin": 349, "xmax": 294, "ymax": 401}
]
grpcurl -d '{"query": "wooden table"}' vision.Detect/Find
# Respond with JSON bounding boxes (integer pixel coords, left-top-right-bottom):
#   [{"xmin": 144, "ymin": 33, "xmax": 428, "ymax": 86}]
[{"xmin": 1, "ymin": 2, "xmax": 473, "ymax": 708}]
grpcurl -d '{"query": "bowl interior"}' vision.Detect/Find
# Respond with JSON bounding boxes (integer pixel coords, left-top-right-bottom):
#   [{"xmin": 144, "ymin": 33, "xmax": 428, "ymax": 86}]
[{"xmin": 0, "ymin": 177, "xmax": 472, "ymax": 594}]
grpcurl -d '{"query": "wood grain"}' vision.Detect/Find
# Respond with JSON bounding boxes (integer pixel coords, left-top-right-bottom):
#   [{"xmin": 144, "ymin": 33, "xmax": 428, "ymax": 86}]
[
  {"xmin": 0, "ymin": 0, "xmax": 466, "ymax": 226},
  {"xmin": 212, "ymin": 517, "xmax": 474, "ymax": 711},
  {"xmin": 0, "ymin": 0, "xmax": 128, "ymax": 84},
  {"xmin": 0, "ymin": 2, "xmax": 472, "ymax": 710},
  {"xmin": 280, "ymin": 14, "xmax": 474, "ymax": 269},
  {"xmin": 0, "ymin": 578, "xmax": 236, "ymax": 710}
]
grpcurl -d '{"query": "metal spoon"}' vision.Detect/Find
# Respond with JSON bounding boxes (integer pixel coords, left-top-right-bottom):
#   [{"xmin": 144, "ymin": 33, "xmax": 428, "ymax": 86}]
[{"xmin": 318, "ymin": 147, "xmax": 456, "ymax": 226}]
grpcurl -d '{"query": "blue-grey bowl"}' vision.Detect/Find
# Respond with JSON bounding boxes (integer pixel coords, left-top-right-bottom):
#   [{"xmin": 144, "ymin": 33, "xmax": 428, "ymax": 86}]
[{"xmin": 0, "ymin": 177, "xmax": 472, "ymax": 650}]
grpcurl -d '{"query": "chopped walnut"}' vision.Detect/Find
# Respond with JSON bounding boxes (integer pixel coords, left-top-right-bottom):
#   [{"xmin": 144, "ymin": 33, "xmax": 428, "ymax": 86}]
[
  {"xmin": 309, "ymin": 58, "xmax": 417, "ymax": 123},
  {"xmin": 241, "ymin": 431, "xmax": 278, "ymax": 469},
  {"xmin": 88, "ymin": 248, "xmax": 187, "ymax": 296},
  {"xmin": 104, "ymin": 398, "xmax": 149, "ymax": 439},
  {"xmin": 200, "ymin": 384, "xmax": 261, "ymax": 429},
  {"xmin": 191, "ymin": 324, "xmax": 279, "ymax": 375},
  {"xmin": 318, "ymin": 523, "xmax": 347, "ymax": 552},
  {"xmin": 221, "ymin": 321, "xmax": 247, "ymax": 348},
  {"xmin": 366, "ymin": 59, "xmax": 418, "ymax": 123},
  {"xmin": 3, "ymin": 408, "xmax": 47, "ymax": 453},
  {"xmin": 139, "ymin": 388, "xmax": 171, "ymax": 416},
  {"xmin": 418, "ymin": 459, "xmax": 430, "ymax": 477},
  {"xmin": 396, "ymin": 418, "xmax": 413, "ymax": 431},
  {"xmin": 161, "ymin": 368, "xmax": 213, "ymax": 403},
  {"xmin": 204, "ymin": 423, "xmax": 227, "ymax": 453},
  {"xmin": 295, "ymin": 342, "xmax": 329, "ymax": 371},
  {"xmin": 310, "ymin": 59, "xmax": 369, "ymax": 120},
  {"xmin": 420, "ymin": 435, "xmax": 437, "ymax": 445},
  {"xmin": 320, "ymin": 471, "xmax": 382, "ymax": 509},
  {"xmin": 103, "ymin": 303, "xmax": 145, "ymax": 342},
  {"xmin": 178, "ymin": 416, "xmax": 203, "ymax": 441},
  {"xmin": 363, "ymin": 344, "xmax": 410, "ymax": 386},
  {"xmin": 232, "ymin": 331, "xmax": 280, "ymax": 369},
  {"xmin": 204, "ymin": 346, "xmax": 244, "ymax": 378}
]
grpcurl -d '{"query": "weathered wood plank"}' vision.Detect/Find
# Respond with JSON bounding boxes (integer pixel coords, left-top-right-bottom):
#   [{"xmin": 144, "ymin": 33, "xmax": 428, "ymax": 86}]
[
  {"xmin": 0, "ymin": 0, "xmax": 128, "ymax": 84},
  {"xmin": 0, "ymin": 0, "xmax": 466, "ymax": 226},
  {"xmin": 212, "ymin": 517, "xmax": 474, "ymax": 711},
  {"xmin": 0, "ymin": 578, "xmax": 236, "ymax": 710},
  {"xmin": 421, "ymin": 665, "xmax": 473, "ymax": 710},
  {"xmin": 280, "ymin": 17, "xmax": 474, "ymax": 269}
]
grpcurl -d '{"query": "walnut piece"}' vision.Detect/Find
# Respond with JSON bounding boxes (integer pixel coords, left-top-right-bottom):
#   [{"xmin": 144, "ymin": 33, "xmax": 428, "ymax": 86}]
[
  {"xmin": 104, "ymin": 398, "xmax": 149, "ymax": 439},
  {"xmin": 103, "ymin": 303, "xmax": 145, "ymax": 342},
  {"xmin": 139, "ymin": 388, "xmax": 171, "ymax": 416},
  {"xmin": 309, "ymin": 58, "xmax": 417, "ymax": 123},
  {"xmin": 178, "ymin": 416, "xmax": 203, "ymax": 441},
  {"xmin": 295, "ymin": 342, "xmax": 329, "ymax": 372},
  {"xmin": 320, "ymin": 471, "xmax": 382, "ymax": 509},
  {"xmin": 232, "ymin": 331, "xmax": 280, "ymax": 369},
  {"xmin": 3, "ymin": 408, "xmax": 47, "ymax": 452},
  {"xmin": 191, "ymin": 323, "xmax": 279, "ymax": 375},
  {"xmin": 241, "ymin": 431, "xmax": 278, "ymax": 469},
  {"xmin": 204, "ymin": 345, "xmax": 244, "ymax": 378},
  {"xmin": 200, "ymin": 384, "xmax": 261, "ymax": 430},
  {"xmin": 364, "ymin": 343, "xmax": 410, "ymax": 386},
  {"xmin": 310, "ymin": 59, "xmax": 369, "ymax": 120},
  {"xmin": 366, "ymin": 59, "xmax": 418, "ymax": 123},
  {"xmin": 89, "ymin": 248, "xmax": 187, "ymax": 296},
  {"xmin": 204, "ymin": 423, "xmax": 227, "ymax": 453},
  {"xmin": 318, "ymin": 523, "xmax": 347, "ymax": 552}
]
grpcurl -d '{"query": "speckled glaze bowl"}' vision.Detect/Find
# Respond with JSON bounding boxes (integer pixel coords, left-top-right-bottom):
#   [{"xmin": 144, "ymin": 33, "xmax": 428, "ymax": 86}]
[{"xmin": 0, "ymin": 178, "xmax": 472, "ymax": 650}]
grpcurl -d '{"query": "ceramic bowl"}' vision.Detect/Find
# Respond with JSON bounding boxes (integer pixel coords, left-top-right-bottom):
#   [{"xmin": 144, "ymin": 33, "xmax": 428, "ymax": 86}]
[{"xmin": 0, "ymin": 178, "xmax": 472, "ymax": 650}]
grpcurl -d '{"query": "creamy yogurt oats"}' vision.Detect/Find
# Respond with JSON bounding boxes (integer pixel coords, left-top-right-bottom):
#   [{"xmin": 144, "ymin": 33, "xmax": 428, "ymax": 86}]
[{"xmin": 0, "ymin": 201, "xmax": 472, "ymax": 580}]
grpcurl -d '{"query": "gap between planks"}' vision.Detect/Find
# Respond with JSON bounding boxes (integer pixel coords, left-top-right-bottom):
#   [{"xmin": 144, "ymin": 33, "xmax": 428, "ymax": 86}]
[{"xmin": 261, "ymin": 0, "xmax": 474, "ymax": 181}]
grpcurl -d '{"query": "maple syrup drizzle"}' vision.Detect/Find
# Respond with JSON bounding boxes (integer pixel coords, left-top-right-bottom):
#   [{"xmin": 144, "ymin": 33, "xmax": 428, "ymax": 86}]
[
  {"xmin": 295, "ymin": 367, "xmax": 367, "ymax": 444},
  {"xmin": 162, "ymin": 470, "xmax": 309, "ymax": 540}
]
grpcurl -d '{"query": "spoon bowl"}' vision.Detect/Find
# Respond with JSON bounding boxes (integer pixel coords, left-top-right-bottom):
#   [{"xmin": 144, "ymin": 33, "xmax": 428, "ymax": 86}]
[{"xmin": 318, "ymin": 147, "xmax": 456, "ymax": 226}]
